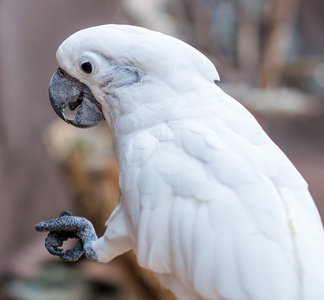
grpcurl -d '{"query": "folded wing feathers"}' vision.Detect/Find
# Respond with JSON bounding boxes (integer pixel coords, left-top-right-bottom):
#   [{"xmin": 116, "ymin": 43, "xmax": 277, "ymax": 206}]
[{"xmin": 120, "ymin": 95, "xmax": 324, "ymax": 299}]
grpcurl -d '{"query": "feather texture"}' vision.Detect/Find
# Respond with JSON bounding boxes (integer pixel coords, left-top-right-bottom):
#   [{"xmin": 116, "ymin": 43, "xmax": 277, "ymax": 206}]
[{"xmin": 57, "ymin": 24, "xmax": 324, "ymax": 300}]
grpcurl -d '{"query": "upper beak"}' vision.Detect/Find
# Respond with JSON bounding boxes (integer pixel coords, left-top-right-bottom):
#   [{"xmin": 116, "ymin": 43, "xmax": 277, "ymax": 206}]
[{"xmin": 49, "ymin": 68, "xmax": 105, "ymax": 128}]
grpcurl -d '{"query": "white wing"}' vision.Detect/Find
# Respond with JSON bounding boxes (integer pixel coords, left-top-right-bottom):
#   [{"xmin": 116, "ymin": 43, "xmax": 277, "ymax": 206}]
[{"xmin": 117, "ymin": 88, "xmax": 324, "ymax": 300}]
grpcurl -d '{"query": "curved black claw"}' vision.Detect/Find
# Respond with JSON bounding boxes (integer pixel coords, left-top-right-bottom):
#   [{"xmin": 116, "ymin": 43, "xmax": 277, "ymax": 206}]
[
  {"xmin": 35, "ymin": 211, "xmax": 98, "ymax": 262},
  {"xmin": 59, "ymin": 211, "xmax": 72, "ymax": 217},
  {"xmin": 45, "ymin": 232, "xmax": 65, "ymax": 256},
  {"xmin": 45, "ymin": 229, "xmax": 79, "ymax": 259}
]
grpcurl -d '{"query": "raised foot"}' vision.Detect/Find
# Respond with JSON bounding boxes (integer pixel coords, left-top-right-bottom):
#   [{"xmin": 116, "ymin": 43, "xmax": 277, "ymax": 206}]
[{"xmin": 35, "ymin": 211, "xmax": 98, "ymax": 262}]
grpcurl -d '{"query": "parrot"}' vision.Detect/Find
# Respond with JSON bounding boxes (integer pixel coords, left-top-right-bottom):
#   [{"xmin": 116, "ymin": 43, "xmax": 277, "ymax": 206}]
[{"xmin": 35, "ymin": 24, "xmax": 324, "ymax": 300}]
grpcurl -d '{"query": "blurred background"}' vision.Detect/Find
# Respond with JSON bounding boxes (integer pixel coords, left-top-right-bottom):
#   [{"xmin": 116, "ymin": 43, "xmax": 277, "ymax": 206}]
[{"xmin": 0, "ymin": 0, "xmax": 323, "ymax": 299}]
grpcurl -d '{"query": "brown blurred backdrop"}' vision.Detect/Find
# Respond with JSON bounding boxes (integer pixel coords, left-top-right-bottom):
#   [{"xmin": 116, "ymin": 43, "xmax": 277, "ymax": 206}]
[{"xmin": 0, "ymin": 0, "xmax": 324, "ymax": 299}]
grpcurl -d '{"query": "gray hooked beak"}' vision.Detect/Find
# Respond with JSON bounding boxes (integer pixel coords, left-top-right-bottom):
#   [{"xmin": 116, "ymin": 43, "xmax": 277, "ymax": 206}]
[{"xmin": 49, "ymin": 68, "xmax": 105, "ymax": 128}]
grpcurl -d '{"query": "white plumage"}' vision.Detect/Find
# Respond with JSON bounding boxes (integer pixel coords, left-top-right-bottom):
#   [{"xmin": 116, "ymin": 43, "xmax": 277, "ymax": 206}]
[{"xmin": 55, "ymin": 24, "xmax": 324, "ymax": 300}]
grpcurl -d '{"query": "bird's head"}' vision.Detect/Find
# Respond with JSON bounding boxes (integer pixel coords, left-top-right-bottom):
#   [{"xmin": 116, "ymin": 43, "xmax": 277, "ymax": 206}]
[{"xmin": 49, "ymin": 24, "xmax": 219, "ymax": 129}]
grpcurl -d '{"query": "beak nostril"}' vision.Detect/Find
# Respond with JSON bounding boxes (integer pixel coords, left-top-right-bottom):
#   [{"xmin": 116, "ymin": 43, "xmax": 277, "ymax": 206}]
[{"xmin": 57, "ymin": 68, "xmax": 67, "ymax": 77}]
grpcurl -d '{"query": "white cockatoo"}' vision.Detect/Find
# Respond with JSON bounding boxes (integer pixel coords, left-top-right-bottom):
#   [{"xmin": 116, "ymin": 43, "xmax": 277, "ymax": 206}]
[{"xmin": 36, "ymin": 24, "xmax": 324, "ymax": 300}]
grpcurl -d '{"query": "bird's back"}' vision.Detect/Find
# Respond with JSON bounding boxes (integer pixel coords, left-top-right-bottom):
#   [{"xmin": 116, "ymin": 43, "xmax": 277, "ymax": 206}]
[{"xmin": 117, "ymin": 85, "xmax": 324, "ymax": 300}]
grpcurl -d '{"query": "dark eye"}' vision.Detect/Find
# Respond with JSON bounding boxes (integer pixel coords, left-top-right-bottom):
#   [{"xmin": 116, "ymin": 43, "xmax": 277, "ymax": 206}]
[{"xmin": 81, "ymin": 62, "xmax": 93, "ymax": 74}]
